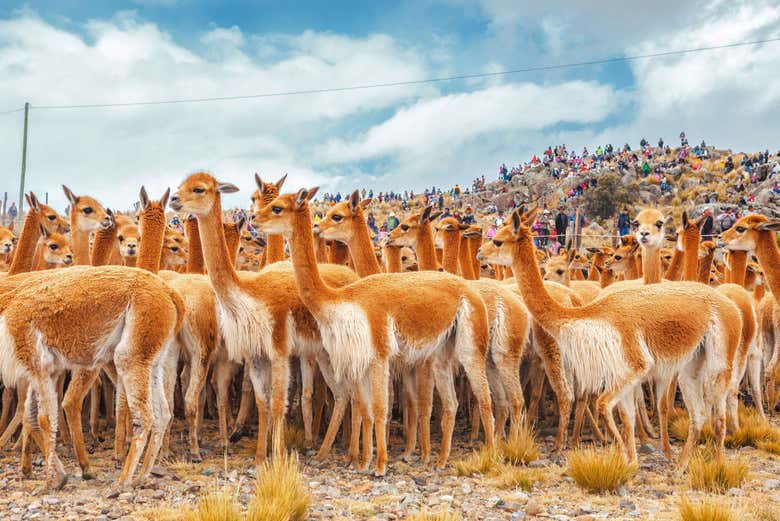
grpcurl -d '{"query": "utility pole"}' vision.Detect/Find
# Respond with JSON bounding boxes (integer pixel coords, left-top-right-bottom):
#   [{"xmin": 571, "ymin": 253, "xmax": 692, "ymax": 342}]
[{"xmin": 18, "ymin": 102, "xmax": 29, "ymax": 215}]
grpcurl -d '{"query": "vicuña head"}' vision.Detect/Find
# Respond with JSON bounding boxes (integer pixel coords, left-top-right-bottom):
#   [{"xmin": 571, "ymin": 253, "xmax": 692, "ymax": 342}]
[
  {"xmin": 39, "ymin": 225, "xmax": 73, "ymax": 266},
  {"xmin": 169, "ymin": 172, "xmax": 239, "ymax": 215},
  {"xmin": 719, "ymin": 214, "xmax": 780, "ymax": 251},
  {"xmin": 0, "ymin": 225, "xmax": 15, "ymax": 255},
  {"xmin": 318, "ymin": 190, "xmax": 371, "ymax": 243},
  {"xmin": 387, "ymin": 206, "xmax": 440, "ymax": 247},
  {"xmin": 251, "ymin": 186, "xmax": 319, "ymax": 236},
  {"xmin": 632, "ymin": 208, "xmax": 668, "ymax": 249},
  {"xmin": 62, "ymin": 185, "xmax": 111, "ymax": 231}
]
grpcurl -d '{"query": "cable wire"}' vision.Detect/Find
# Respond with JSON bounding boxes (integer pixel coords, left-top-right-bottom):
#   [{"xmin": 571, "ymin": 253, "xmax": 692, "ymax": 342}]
[{"xmin": 1, "ymin": 36, "xmax": 779, "ymax": 113}]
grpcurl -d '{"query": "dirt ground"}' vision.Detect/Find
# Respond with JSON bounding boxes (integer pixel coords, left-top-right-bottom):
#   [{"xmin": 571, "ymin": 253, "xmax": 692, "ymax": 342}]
[{"xmin": 1, "ymin": 415, "xmax": 779, "ymax": 521}]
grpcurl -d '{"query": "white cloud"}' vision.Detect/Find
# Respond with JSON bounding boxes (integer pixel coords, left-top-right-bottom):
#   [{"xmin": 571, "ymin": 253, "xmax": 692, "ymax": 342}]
[
  {"xmin": 0, "ymin": 12, "xmax": 434, "ymax": 210},
  {"xmin": 319, "ymin": 81, "xmax": 618, "ymax": 163}
]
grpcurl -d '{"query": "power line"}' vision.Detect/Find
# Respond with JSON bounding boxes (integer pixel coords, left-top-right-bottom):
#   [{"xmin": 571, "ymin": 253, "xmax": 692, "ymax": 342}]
[{"xmin": 2, "ymin": 36, "xmax": 779, "ymax": 113}]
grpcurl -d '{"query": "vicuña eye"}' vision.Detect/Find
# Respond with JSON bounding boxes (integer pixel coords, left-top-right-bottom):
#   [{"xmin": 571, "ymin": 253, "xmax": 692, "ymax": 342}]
[
  {"xmin": 493, "ymin": 240, "xmax": 503, "ymax": 247},
  {"xmin": 735, "ymin": 226, "xmax": 746, "ymax": 233},
  {"xmin": 614, "ymin": 255, "xmax": 622, "ymax": 261},
  {"xmin": 49, "ymin": 244, "xmax": 58, "ymax": 250},
  {"xmin": 400, "ymin": 224, "xmax": 409, "ymax": 231},
  {"xmin": 193, "ymin": 187, "xmax": 205, "ymax": 194},
  {"xmin": 83, "ymin": 207, "xmax": 93, "ymax": 215},
  {"xmin": 271, "ymin": 206, "xmax": 283, "ymax": 215},
  {"xmin": 47, "ymin": 215, "xmax": 56, "ymax": 221},
  {"xmin": 331, "ymin": 215, "xmax": 343, "ymax": 222}
]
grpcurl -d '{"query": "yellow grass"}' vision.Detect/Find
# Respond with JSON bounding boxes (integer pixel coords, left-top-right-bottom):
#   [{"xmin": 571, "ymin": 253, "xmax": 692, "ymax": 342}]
[
  {"xmin": 246, "ymin": 453, "xmax": 311, "ymax": 521},
  {"xmin": 498, "ymin": 420, "xmax": 540, "ymax": 465},
  {"xmin": 678, "ymin": 496, "xmax": 737, "ymax": 521},
  {"xmin": 284, "ymin": 426, "xmax": 306, "ymax": 451},
  {"xmin": 757, "ymin": 439, "xmax": 780, "ymax": 455},
  {"xmin": 453, "ymin": 447, "xmax": 502, "ymax": 477},
  {"xmin": 687, "ymin": 450, "xmax": 748, "ymax": 494},
  {"xmin": 669, "ymin": 408, "xmax": 715, "ymax": 444},
  {"xmin": 726, "ymin": 406, "xmax": 780, "ymax": 449},
  {"xmin": 492, "ymin": 464, "xmax": 544, "ymax": 491},
  {"xmin": 191, "ymin": 488, "xmax": 243, "ymax": 521},
  {"xmin": 566, "ymin": 446, "xmax": 637, "ymax": 493},
  {"xmin": 405, "ymin": 508, "xmax": 462, "ymax": 521},
  {"xmin": 136, "ymin": 507, "xmax": 194, "ymax": 521}
]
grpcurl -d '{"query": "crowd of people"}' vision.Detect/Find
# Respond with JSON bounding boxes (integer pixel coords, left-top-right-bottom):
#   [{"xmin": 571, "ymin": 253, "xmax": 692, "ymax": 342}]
[{"xmin": 152, "ymin": 132, "xmax": 778, "ymax": 254}]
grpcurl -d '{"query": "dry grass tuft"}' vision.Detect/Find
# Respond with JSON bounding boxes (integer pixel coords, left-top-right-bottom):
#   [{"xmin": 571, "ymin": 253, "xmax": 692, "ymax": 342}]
[
  {"xmin": 136, "ymin": 507, "xmax": 195, "ymax": 521},
  {"xmin": 246, "ymin": 453, "xmax": 311, "ymax": 521},
  {"xmin": 192, "ymin": 488, "xmax": 243, "ymax": 521},
  {"xmin": 757, "ymin": 439, "xmax": 780, "ymax": 455},
  {"xmin": 751, "ymin": 505, "xmax": 780, "ymax": 521},
  {"xmin": 284, "ymin": 426, "xmax": 306, "ymax": 451},
  {"xmin": 453, "ymin": 447, "xmax": 502, "ymax": 477},
  {"xmin": 678, "ymin": 496, "xmax": 737, "ymax": 521},
  {"xmin": 726, "ymin": 406, "xmax": 780, "ymax": 449},
  {"xmin": 492, "ymin": 464, "xmax": 544, "ymax": 491},
  {"xmin": 566, "ymin": 446, "xmax": 636, "ymax": 493},
  {"xmin": 405, "ymin": 508, "xmax": 462, "ymax": 521},
  {"xmin": 498, "ymin": 420, "xmax": 540, "ymax": 465},
  {"xmin": 687, "ymin": 450, "xmax": 748, "ymax": 494}
]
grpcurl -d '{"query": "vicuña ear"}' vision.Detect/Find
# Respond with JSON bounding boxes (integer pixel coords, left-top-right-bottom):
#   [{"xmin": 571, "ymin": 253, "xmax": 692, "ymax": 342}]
[
  {"xmin": 349, "ymin": 189, "xmax": 361, "ymax": 214},
  {"xmin": 38, "ymin": 223, "xmax": 50, "ymax": 238},
  {"xmin": 254, "ymin": 173, "xmax": 263, "ymax": 190},
  {"xmin": 758, "ymin": 220, "xmax": 780, "ymax": 231},
  {"xmin": 275, "ymin": 173, "xmax": 288, "ymax": 190},
  {"xmin": 629, "ymin": 242, "xmax": 640, "ymax": 255},
  {"xmin": 294, "ymin": 188, "xmax": 309, "ymax": 209},
  {"xmin": 429, "ymin": 210, "xmax": 442, "ymax": 221},
  {"xmin": 28, "ymin": 192, "xmax": 40, "ymax": 211},
  {"xmin": 511, "ymin": 209, "xmax": 523, "ymax": 236},
  {"xmin": 235, "ymin": 215, "xmax": 246, "ymax": 229},
  {"xmin": 306, "ymin": 186, "xmax": 319, "ymax": 201},
  {"xmin": 682, "ymin": 211, "xmax": 689, "ymax": 228},
  {"xmin": 360, "ymin": 198, "xmax": 372, "ymax": 209},
  {"xmin": 521, "ymin": 207, "xmax": 540, "ymax": 226},
  {"xmin": 62, "ymin": 185, "xmax": 79, "ymax": 205},
  {"xmin": 160, "ymin": 188, "xmax": 170, "ymax": 210},
  {"xmin": 586, "ymin": 247, "xmax": 601, "ymax": 254},
  {"xmin": 421, "ymin": 205, "xmax": 433, "ymax": 224},
  {"xmin": 217, "ymin": 182, "xmax": 240, "ymax": 194},
  {"xmin": 139, "ymin": 186, "xmax": 150, "ymax": 210},
  {"xmin": 458, "ymin": 223, "xmax": 470, "ymax": 231}
]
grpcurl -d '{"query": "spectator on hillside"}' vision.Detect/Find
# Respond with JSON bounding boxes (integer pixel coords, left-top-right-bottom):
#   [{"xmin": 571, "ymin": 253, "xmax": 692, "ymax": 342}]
[
  {"xmin": 548, "ymin": 235, "xmax": 562, "ymax": 256},
  {"xmin": 441, "ymin": 207, "xmax": 452, "ymax": 219},
  {"xmin": 486, "ymin": 224, "xmax": 497, "ymax": 240},
  {"xmin": 700, "ymin": 208, "xmax": 714, "ymax": 239},
  {"xmin": 462, "ymin": 205, "xmax": 476, "ymax": 225},
  {"xmin": 618, "ymin": 208, "xmax": 632, "ymax": 236},
  {"xmin": 494, "ymin": 211, "xmax": 505, "ymax": 228},
  {"xmin": 555, "ymin": 206, "xmax": 568, "ymax": 239},
  {"xmin": 387, "ymin": 211, "xmax": 400, "ymax": 231},
  {"xmin": 716, "ymin": 207, "xmax": 737, "ymax": 233}
]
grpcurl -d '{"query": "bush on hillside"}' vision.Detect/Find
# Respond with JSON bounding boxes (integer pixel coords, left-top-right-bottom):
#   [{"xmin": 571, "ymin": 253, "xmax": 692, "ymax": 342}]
[{"xmin": 581, "ymin": 173, "xmax": 639, "ymax": 220}]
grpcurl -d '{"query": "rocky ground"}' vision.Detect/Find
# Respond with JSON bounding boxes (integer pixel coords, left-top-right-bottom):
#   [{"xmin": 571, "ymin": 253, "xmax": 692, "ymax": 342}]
[{"xmin": 1, "ymin": 416, "xmax": 780, "ymax": 521}]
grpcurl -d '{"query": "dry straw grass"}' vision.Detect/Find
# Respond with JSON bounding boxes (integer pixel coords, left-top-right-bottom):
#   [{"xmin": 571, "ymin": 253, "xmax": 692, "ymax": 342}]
[
  {"xmin": 499, "ymin": 420, "xmax": 540, "ymax": 465},
  {"xmin": 492, "ymin": 464, "xmax": 544, "ymax": 491},
  {"xmin": 687, "ymin": 449, "xmax": 748, "ymax": 494},
  {"xmin": 453, "ymin": 446, "xmax": 502, "ymax": 477},
  {"xmin": 246, "ymin": 453, "xmax": 311, "ymax": 521},
  {"xmin": 566, "ymin": 446, "xmax": 637, "ymax": 493},
  {"xmin": 678, "ymin": 496, "xmax": 738, "ymax": 521}
]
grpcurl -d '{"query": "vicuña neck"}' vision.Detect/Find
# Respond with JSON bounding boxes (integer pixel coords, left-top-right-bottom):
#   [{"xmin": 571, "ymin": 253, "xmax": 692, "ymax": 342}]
[
  {"xmin": 223, "ymin": 225, "xmax": 241, "ymax": 268},
  {"xmin": 137, "ymin": 209, "xmax": 166, "ymax": 274},
  {"xmin": 458, "ymin": 236, "xmax": 476, "ymax": 279},
  {"xmin": 681, "ymin": 233, "xmax": 700, "ymax": 282},
  {"xmin": 344, "ymin": 214, "xmax": 381, "ymax": 277},
  {"xmin": 196, "ymin": 200, "xmax": 239, "ymax": 290},
  {"xmin": 641, "ymin": 246, "xmax": 663, "ymax": 284},
  {"xmin": 413, "ymin": 223, "xmax": 440, "ymax": 272},
  {"xmin": 186, "ymin": 218, "xmax": 205, "ymax": 274},
  {"xmin": 755, "ymin": 230, "xmax": 780, "ymax": 298},
  {"xmin": 588, "ymin": 253, "xmax": 603, "ymax": 281},
  {"xmin": 468, "ymin": 237, "xmax": 481, "ymax": 278},
  {"xmin": 8, "ymin": 209, "xmax": 41, "ymax": 275},
  {"xmin": 439, "ymin": 231, "xmax": 460, "ymax": 275},
  {"xmin": 91, "ymin": 225, "xmax": 118, "ymax": 266},
  {"xmin": 512, "ymin": 237, "xmax": 569, "ymax": 335},
  {"xmin": 625, "ymin": 254, "xmax": 640, "ymax": 280},
  {"xmin": 728, "ymin": 250, "xmax": 748, "ymax": 287},
  {"xmin": 665, "ymin": 247, "xmax": 684, "ymax": 281},
  {"xmin": 315, "ymin": 236, "xmax": 328, "ymax": 263},
  {"xmin": 265, "ymin": 234, "xmax": 286, "ymax": 264},
  {"xmin": 68, "ymin": 211, "xmax": 91, "ymax": 265},
  {"xmin": 288, "ymin": 208, "xmax": 335, "ymax": 313},
  {"xmin": 383, "ymin": 245, "xmax": 402, "ymax": 273},
  {"xmin": 329, "ymin": 240, "xmax": 350, "ymax": 265},
  {"xmin": 698, "ymin": 249, "xmax": 714, "ymax": 283},
  {"xmin": 599, "ymin": 267, "xmax": 615, "ymax": 288}
]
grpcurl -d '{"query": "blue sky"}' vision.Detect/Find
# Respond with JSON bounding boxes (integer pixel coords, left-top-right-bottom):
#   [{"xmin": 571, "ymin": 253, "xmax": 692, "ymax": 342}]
[{"xmin": 0, "ymin": 1, "xmax": 778, "ymax": 210}]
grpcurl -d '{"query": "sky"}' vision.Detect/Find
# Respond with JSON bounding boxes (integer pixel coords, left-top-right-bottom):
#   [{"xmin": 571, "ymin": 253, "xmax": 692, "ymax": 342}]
[{"xmin": 0, "ymin": 0, "xmax": 779, "ymax": 211}]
